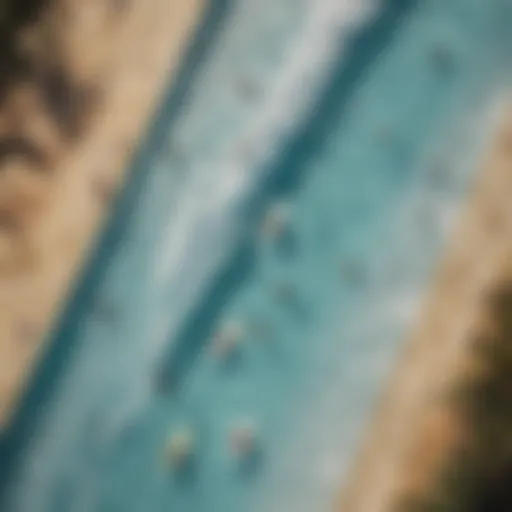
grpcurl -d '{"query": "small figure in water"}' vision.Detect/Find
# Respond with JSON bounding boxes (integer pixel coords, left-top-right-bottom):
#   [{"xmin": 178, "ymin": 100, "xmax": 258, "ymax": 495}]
[
  {"xmin": 235, "ymin": 76, "xmax": 261, "ymax": 103},
  {"xmin": 91, "ymin": 298, "xmax": 118, "ymax": 325},
  {"xmin": 261, "ymin": 201, "xmax": 298, "ymax": 257},
  {"xmin": 211, "ymin": 320, "xmax": 245, "ymax": 359},
  {"xmin": 427, "ymin": 160, "xmax": 451, "ymax": 190},
  {"xmin": 249, "ymin": 317, "xmax": 273, "ymax": 343},
  {"xmin": 339, "ymin": 258, "xmax": 367, "ymax": 287},
  {"xmin": 261, "ymin": 202, "xmax": 291, "ymax": 241},
  {"xmin": 274, "ymin": 281, "xmax": 299, "ymax": 306},
  {"xmin": 165, "ymin": 427, "xmax": 195, "ymax": 470},
  {"xmin": 273, "ymin": 281, "xmax": 310, "ymax": 321},
  {"xmin": 229, "ymin": 418, "xmax": 259, "ymax": 461},
  {"xmin": 429, "ymin": 43, "xmax": 455, "ymax": 74},
  {"xmin": 153, "ymin": 368, "xmax": 175, "ymax": 396}
]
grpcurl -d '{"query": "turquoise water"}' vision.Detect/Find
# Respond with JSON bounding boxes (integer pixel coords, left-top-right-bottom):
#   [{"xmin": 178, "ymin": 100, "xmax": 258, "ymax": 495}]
[{"xmin": 1, "ymin": 0, "xmax": 511, "ymax": 511}]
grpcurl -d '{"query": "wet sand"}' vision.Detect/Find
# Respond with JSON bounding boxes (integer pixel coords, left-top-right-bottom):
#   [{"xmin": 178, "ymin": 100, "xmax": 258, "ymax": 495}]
[
  {"xmin": 0, "ymin": 0, "xmax": 204, "ymax": 428},
  {"xmin": 338, "ymin": 107, "xmax": 512, "ymax": 510}
]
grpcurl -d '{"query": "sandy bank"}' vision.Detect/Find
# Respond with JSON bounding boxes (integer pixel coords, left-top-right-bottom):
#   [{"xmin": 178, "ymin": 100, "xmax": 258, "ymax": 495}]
[
  {"xmin": 0, "ymin": 0, "xmax": 204, "ymax": 428},
  {"xmin": 339, "ymin": 107, "xmax": 512, "ymax": 511}
]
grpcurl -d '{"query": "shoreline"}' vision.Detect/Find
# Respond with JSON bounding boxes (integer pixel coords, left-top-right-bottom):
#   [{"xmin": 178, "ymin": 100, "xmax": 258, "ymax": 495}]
[
  {"xmin": 338, "ymin": 107, "xmax": 512, "ymax": 510},
  {"xmin": 0, "ymin": 0, "xmax": 204, "ymax": 428}
]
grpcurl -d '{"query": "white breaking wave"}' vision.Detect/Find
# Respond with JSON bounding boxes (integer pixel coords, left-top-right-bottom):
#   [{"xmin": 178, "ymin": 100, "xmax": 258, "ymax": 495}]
[{"xmin": 110, "ymin": 0, "xmax": 382, "ymax": 452}]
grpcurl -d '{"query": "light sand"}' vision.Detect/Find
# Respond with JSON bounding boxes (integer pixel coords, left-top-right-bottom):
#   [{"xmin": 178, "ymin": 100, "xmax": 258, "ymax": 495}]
[
  {"xmin": 0, "ymin": 0, "xmax": 204, "ymax": 428},
  {"xmin": 338, "ymin": 108, "xmax": 512, "ymax": 511}
]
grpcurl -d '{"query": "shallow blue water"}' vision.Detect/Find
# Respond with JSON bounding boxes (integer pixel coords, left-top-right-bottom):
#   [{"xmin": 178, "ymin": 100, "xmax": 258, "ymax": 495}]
[{"xmin": 1, "ymin": 0, "xmax": 511, "ymax": 511}]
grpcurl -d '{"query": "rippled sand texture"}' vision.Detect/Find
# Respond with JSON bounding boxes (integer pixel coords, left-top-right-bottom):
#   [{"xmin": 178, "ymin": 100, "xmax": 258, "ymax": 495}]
[
  {"xmin": 0, "ymin": 0, "xmax": 204, "ymax": 427},
  {"xmin": 340, "ymin": 108, "xmax": 512, "ymax": 511}
]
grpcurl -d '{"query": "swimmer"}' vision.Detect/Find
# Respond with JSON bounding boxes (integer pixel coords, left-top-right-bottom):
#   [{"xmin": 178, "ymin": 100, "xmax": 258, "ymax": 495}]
[
  {"xmin": 235, "ymin": 76, "xmax": 260, "ymax": 103},
  {"xmin": 91, "ymin": 298, "xmax": 118, "ymax": 324},
  {"xmin": 339, "ymin": 258, "xmax": 366, "ymax": 286},
  {"xmin": 229, "ymin": 418, "xmax": 259, "ymax": 461},
  {"xmin": 211, "ymin": 320, "xmax": 245, "ymax": 359},
  {"xmin": 429, "ymin": 43, "xmax": 454, "ymax": 73},
  {"xmin": 249, "ymin": 317, "xmax": 273, "ymax": 343},
  {"xmin": 274, "ymin": 281, "xmax": 299, "ymax": 305},
  {"xmin": 153, "ymin": 368, "xmax": 175, "ymax": 395},
  {"xmin": 427, "ymin": 160, "xmax": 450, "ymax": 189},
  {"xmin": 165, "ymin": 427, "xmax": 195, "ymax": 469},
  {"xmin": 260, "ymin": 201, "xmax": 291, "ymax": 241}
]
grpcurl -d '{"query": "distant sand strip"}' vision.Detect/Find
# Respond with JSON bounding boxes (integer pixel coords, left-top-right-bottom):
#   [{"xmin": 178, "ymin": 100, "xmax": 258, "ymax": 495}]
[
  {"xmin": 338, "ymin": 106, "xmax": 512, "ymax": 510},
  {"xmin": 0, "ymin": 0, "xmax": 204, "ymax": 428}
]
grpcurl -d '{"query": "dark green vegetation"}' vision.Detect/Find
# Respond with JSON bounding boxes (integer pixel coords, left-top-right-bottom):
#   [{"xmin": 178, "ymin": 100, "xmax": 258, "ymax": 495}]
[
  {"xmin": 0, "ymin": 0, "xmax": 103, "ymax": 185},
  {"xmin": 397, "ymin": 279, "xmax": 512, "ymax": 511},
  {"xmin": 0, "ymin": 0, "xmax": 50, "ymax": 98}
]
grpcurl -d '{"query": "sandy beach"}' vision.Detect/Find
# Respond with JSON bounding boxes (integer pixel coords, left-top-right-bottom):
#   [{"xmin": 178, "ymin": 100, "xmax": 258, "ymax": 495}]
[
  {"xmin": 338, "ymin": 107, "xmax": 512, "ymax": 510},
  {"xmin": 0, "ymin": 0, "xmax": 204, "ymax": 428}
]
